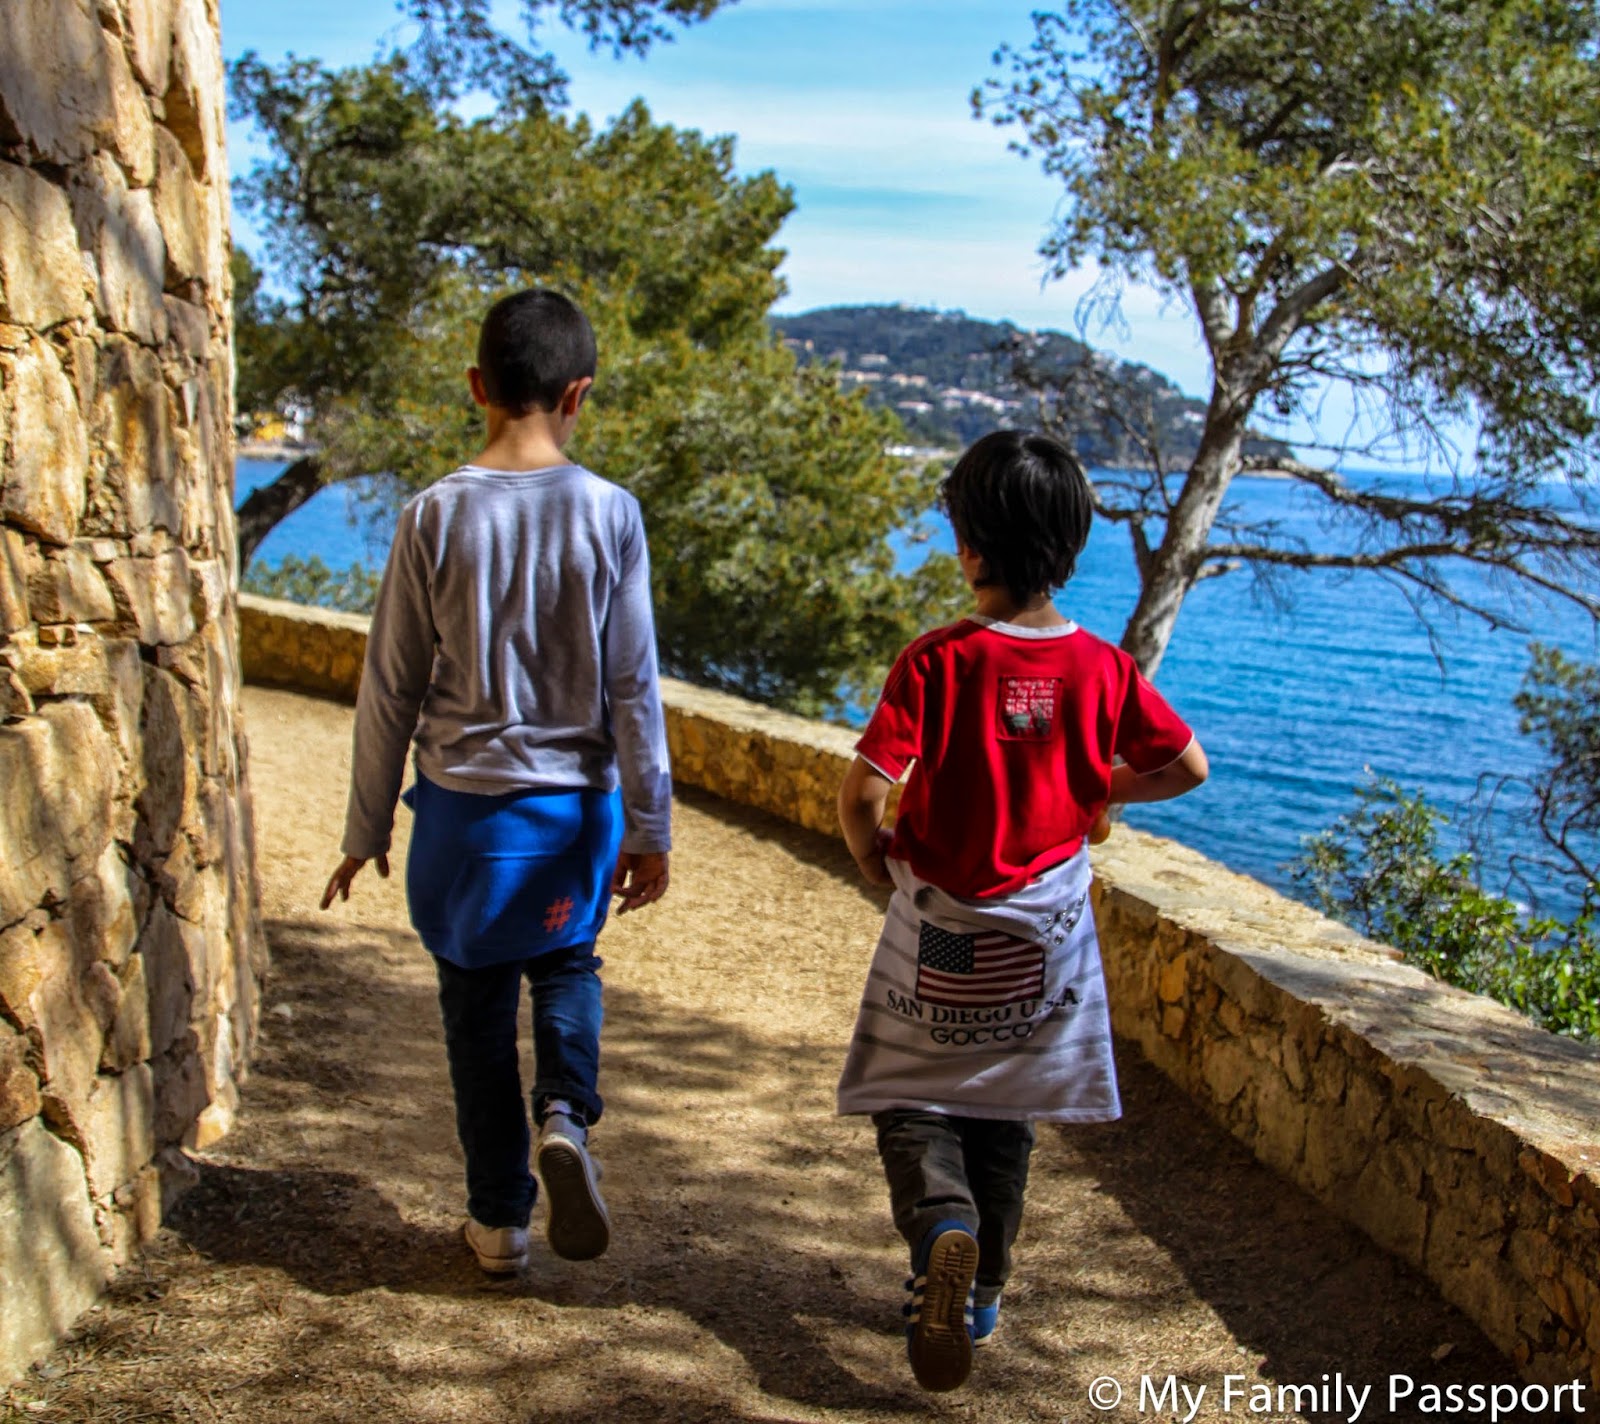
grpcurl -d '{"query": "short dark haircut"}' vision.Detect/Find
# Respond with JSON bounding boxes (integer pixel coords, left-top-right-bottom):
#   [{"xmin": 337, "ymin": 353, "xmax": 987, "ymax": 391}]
[
  {"xmin": 476, "ymin": 288, "xmax": 597, "ymax": 414},
  {"xmin": 939, "ymin": 429, "xmax": 1094, "ymax": 605}
]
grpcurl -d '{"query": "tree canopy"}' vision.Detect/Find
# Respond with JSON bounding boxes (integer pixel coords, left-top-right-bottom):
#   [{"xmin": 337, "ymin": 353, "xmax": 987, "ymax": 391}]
[
  {"xmin": 231, "ymin": 44, "xmax": 963, "ymax": 715},
  {"xmin": 981, "ymin": 0, "xmax": 1600, "ymax": 673}
]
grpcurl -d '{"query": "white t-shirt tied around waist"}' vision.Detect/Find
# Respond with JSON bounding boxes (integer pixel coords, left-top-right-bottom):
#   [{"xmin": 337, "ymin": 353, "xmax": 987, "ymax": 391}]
[{"xmin": 836, "ymin": 846, "xmax": 1121, "ymax": 1123}]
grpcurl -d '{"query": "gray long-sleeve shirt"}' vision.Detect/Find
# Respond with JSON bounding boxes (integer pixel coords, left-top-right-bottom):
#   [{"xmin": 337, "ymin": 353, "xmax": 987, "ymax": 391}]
[{"xmin": 341, "ymin": 463, "xmax": 673, "ymax": 860}]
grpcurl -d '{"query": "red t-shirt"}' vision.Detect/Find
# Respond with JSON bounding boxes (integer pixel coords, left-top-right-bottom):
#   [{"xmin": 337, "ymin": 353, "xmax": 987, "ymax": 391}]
[{"xmin": 856, "ymin": 616, "xmax": 1194, "ymax": 898}]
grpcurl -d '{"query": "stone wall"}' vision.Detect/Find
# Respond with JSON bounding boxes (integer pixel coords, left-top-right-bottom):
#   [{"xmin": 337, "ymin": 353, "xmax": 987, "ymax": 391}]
[
  {"xmin": 237, "ymin": 595, "xmax": 1599, "ymax": 1392},
  {"xmin": 0, "ymin": 0, "xmax": 262, "ymax": 1385}
]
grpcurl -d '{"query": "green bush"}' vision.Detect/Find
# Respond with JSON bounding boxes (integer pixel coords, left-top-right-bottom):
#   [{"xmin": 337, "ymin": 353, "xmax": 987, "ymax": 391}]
[
  {"xmin": 1293, "ymin": 776, "xmax": 1600, "ymax": 1043},
  {"xmin": 241, "ymin": 555, "xmax": 381, "ymax": 616}
]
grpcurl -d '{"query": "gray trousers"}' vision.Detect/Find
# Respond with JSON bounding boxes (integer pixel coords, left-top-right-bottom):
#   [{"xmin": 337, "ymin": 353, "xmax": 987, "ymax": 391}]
[{"xmin": 872, "ymin": 1109, "xmax": 1037, "ymax": 1304}]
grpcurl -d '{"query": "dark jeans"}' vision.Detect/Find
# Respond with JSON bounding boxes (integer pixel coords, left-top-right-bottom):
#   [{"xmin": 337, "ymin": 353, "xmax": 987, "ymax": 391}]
[
  {"xmin": 873, "ymin": 1109, "xmax": 1036, "ymax": 1304},
  {"xmin": 435, "ymin": 943, "xmax": 604, "ymax": 1229}
]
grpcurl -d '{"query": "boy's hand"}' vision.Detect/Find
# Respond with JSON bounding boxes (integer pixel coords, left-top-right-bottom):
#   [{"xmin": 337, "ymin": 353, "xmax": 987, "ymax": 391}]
[
  {"xmin": 320, "ymin": 854, "xmax": 389, "ymax": 910},
  {"xmin": 1089, "ymin": 810, "xmax": 1113, "ymax": 845},
  {"xmin": 613, "ymin": 851, "xmax": 669, "ymax": 914},
  {"xmin": 853, "ymin": 827, "xmax": 894, "ymax": 887}
]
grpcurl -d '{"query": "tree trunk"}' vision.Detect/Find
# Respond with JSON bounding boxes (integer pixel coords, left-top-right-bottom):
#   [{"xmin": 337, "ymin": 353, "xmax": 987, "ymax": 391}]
[
  {"xmin": 1119, "ymin": 388, "xmax": 1251, "ymax": 677},
  {"xmin": 236, "ymin": 455, "xmax": 327, "ymax": 569}
]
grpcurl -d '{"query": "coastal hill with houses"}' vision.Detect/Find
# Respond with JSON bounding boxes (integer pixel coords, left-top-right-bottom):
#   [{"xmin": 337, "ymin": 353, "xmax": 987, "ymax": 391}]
[{"xmin": 774, "ymin": 304, "xmax": 1293, "ymax": 465}]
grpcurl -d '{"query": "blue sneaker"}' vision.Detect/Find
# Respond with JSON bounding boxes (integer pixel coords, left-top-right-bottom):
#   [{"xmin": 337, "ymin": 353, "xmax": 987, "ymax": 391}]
[
  {"xmin": 902, "ymin": 1220, "xmax": 978, "ymax": 1391},
  {"xmin": 970, "ymin": 1293, "xmax": 1001, "ymax": 1346}
]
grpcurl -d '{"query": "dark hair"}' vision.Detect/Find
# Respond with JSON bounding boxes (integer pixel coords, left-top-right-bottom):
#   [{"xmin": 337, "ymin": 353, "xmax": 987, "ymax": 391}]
[
  {"xmin": 939, "ymin": 430, "xmax": 1094, "ymax": 605},
  {"xmin": 476, "ymin": 288, "xmax": 597, "ymax": 414}
]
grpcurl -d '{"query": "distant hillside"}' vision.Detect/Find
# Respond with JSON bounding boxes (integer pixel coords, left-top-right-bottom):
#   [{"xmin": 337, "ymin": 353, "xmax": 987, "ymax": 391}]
[{"xmin": 772, "ymin": 305, "xmax": 1293, "ymax": 466}]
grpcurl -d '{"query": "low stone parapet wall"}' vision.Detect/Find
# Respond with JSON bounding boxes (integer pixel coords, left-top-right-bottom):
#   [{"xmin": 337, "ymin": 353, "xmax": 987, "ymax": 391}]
[{"xmin": 238, "ymin": 593, "xmax": 1600, "ymax": 1391}]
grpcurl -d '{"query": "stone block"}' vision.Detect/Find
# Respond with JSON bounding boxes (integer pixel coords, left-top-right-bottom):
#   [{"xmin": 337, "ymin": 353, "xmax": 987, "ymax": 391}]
[
  {"xmin": 23, "ymin": 946, "xmax": 120, "ymax": 1124},
  {"xmin": 68, "ymin": 155, "xmax": 167, "ymax": 345},
  {"xmin": 37, "ymin": 701, "xmax": 119, "ymax": 871},
  {"xmin": 164, "ymin": 0, "xmax": 224, "ymax": 182},
  {"xmin": 151, "ymin": 1044, "xmax": 206, "ymax": 1146},
  {"xmin": 0, "ymin": 1019, "xmax": 40, "ymax": 1132},
  {"xmin": 0, "ymin": 527, "xmax": 29, "ymax": 634},
  {"xmin": 126, "ymin": 0, "xmax": 177, "ymax": 95},
  {"xmin": 190, "ymin": 1075, "xmax": 235, "ymax": 1151},
  {"xmin": 152, "ymin": 128, "xmax": 204, "ymax": 288},
  {"xmin": 106, "ymin": 1161, "xmax": 163, "ymax": 1265},
  {"xmin": 87, "ymin": 338, "xmax": 177, "ymax": 538},
  {"xmin": 0, "ymin": 1117, "xmax": 109, "ymax": 1379},
  {"xmin": 27, "ymin": 542, "xmax": 117, "ymax": 624},
  {"xmin": 1201, "ymin": 1037, "xmax": 1253, "ymax": 1108},
  {"xmin": 155, "ymin": 1144, "xmax": 198, "ymax": 1214},
  {"xmin": 100, "ymin": 952, "xmax": 151, "ymax": 1072},
  {"xmin": 80, "ymin": 1063, "xmax": 153, "ymax": 1199},
  {"xmin": 15, "ymin": 638, "xmax": 112, "ymax": 701},
  {"xmin": 136, "ymin": 903, "xmax": 194, "ymax": 1058},
  {"xmin": 0, "ymin": 0, "xmax": 110, "ymax": 162},
  {"xmin": 0, "ymin": 669, "xmax": 32, "ymax": 721},
  {"xmin": 0, "ymin": 918, "xmax": 54, "ymax": 1023},
  {"xmin": 100, "ymin": 23, "xmax": 157, "ymax": 186},
  {"xmin": 162, "ymin": 294, "xmax": 209, "ymax": 358},
  {"xmin": 69, "ymin": 842, "xmax": 145, "ymax": 973},
  {"xmin": 1, "ymin": 337, "xmax": 89, "ymax": 546},
  {"xmin": 0, "ymin": 163, "xmax": 92, "ymax": 329},
  {"xmin": 0, "ymin": 726, "xmax": 66, "ymax": 922},
  {"xmin": 132, "ymin": 665, "xmax": 193, "ymax": 861},
  {"xmin": 107, "ymin": 548, "xmax": 194, "ymax": 646},
  {"xmin": 1157, "ymin": 953, "xmax": 1189, "ymax": 1003},
  {"xmin": 1251, "ymin": 1067, "xmax": 1308, "ymax": 1177}
]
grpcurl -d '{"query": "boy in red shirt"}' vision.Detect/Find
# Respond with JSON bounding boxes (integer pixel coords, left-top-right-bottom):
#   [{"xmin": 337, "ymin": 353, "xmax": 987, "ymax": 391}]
[{"xmin": 836, "ymin": 429, "xmax": 1208, "ymax": 1392}]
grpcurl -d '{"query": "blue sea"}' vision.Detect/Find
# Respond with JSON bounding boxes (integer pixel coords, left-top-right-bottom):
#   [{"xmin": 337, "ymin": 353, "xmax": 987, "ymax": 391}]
[{"xmin": 237, "ymin": 459, "xmax": 1598, "ymax": 920}]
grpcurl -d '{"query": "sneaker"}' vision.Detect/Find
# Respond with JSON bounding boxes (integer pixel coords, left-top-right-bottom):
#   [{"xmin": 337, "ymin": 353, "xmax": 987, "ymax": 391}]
[
  {"xmin": 970, "ymin": 1293, "xmax": 1001, "ymax": 1347},
  {"xmin": 903, "ymin": 1220, "xmax": 978, "ymax": 1392},
  {"xmin": 536, "ymin": 1113, "xmax": 610, "ymax": 1261},
  {"xmin": 463, "ymin": 1218, "xmax": 528, "ymax": 1274}
]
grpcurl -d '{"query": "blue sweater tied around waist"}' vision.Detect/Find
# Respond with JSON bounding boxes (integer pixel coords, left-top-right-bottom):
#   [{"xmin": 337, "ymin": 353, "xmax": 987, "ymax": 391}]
[{"xmin": 403, "ymin": 774, "xmax": 623, "ymax": 969}]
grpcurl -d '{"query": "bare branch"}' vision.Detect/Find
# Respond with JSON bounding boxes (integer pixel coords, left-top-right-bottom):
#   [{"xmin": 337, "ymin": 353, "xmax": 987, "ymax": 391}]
[{"xmin": 1256, "ymin": 263, "xmax": 1345, "ymax": 360}]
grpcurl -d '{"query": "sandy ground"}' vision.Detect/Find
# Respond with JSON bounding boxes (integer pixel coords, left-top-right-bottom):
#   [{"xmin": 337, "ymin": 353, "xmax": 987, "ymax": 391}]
[{"xmin": 1, "ymin": 686, "xmax": 1552, "ymax": 1423}]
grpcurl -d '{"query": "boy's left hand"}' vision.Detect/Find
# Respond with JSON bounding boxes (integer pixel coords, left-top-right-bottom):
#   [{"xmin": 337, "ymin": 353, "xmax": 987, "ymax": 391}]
[
  {"xmin": 613, "ymin": 851, "xmax": 669, "ymax": 914},
  {"xmin": 321, "ymin": 854, "xmax": 389, "ymax": 909}
]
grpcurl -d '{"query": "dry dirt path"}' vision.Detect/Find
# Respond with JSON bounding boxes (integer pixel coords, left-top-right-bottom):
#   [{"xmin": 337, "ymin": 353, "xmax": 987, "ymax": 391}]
[{"xmin": 3, "ymin": 686, "xmax": 1531, "ymax": 1423}]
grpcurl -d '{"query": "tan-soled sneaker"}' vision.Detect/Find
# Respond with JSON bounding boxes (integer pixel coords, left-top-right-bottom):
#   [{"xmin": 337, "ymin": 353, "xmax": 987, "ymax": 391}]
[
  {"xmin": 536, "ymin": 1114, "xmax": 610, "ymax": 1261},
  {"xmin": 464, "ymin": 1218, "xmax": 529, "ymax": 1274}
]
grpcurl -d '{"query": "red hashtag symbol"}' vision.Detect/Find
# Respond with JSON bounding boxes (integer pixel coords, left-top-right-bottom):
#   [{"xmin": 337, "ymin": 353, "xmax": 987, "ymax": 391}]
[{"xmin": 542, "ymin": 897, "xmax": 574, "ymax": 932}]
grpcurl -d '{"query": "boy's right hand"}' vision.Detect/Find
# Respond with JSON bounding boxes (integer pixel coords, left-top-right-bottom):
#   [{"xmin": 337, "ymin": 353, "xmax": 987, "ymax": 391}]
[
  {"xmin": 612, "ymin": 851, "xmax": 669, "ymax": 914},
  {"xmin": 320, "ymin": 854, "xmax": 389, "ymax": 909},
  {"xmin": 852, "ymin": 827, "xmax": 894, "ymax": 887}
]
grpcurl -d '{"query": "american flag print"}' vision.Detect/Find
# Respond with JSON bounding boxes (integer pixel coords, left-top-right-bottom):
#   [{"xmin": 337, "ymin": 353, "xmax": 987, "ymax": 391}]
[{"xmin": 915, "ymin": 921, "xmax": 1046, "ymax": 1008}]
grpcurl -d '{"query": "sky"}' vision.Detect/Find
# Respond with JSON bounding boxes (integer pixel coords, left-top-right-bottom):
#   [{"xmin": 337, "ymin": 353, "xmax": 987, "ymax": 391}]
[
  {"xmin": 220, "ymin": 1, "xmax": 1223, "ymax": 391},
  {"xmin": 217, "ymin": 0, "xmax": 1439, "ymax": 459}
]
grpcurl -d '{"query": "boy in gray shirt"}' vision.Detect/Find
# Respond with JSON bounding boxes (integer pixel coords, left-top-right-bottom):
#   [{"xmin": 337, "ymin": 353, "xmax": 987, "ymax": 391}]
[{"xmin": 321, "ymin": 289, "xmax": 672, "ymax": 1274}]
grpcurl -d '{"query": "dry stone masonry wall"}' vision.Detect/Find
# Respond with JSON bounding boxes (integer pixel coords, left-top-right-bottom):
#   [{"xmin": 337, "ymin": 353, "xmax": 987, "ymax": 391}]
[
  {"xmin": 0, "ymin": 0, "xmax": 262, "ymax": 1384},
  {"xmin": 238, "ymin": 595, "xmax": 1600, "ymax": 1393}
]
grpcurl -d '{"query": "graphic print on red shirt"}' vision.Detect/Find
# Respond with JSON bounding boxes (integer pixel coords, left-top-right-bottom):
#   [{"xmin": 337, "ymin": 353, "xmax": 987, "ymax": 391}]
[
  {"xmin": 997, "ymin": 675, "xmax": 1061, "ymax": 740},
  {"xmin": 855, "ymin": 617, "xmax": 1193, "ymax": 898}
]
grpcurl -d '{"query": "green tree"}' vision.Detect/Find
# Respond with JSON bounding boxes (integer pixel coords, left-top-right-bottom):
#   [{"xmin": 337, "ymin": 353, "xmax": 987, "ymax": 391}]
[
  {"xmin": 1295, "ymin": 649, "xmax": 1600, "ymax": 1042},
  {"xmin": 981, "ymin": 0, "xmax": 1600, "ymax": 674},
  {"xmin": 241, "ymin": 555, "xmax": 382, "ymax": 615},
  {"xmin": 231, "ymin": 51, "xmax": 963, "ymax": 714}
]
